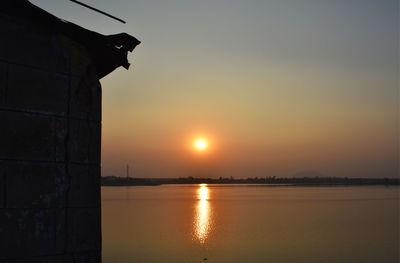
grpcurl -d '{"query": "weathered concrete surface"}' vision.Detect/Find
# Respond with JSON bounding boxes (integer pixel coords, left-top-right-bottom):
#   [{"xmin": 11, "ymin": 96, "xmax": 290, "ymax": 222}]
[
  {"xmin": 0, "ymin": 112, "xmax": 57, "ymax": 161},
  {"xmin": 0, "ymin": 209, "xmax": 66, "ymax": 258},
  {"xmin": 0, "ymin": 13, "xmax": 102, "ymax": 262},
  {"xmin": 3, "ymin": 162, "xmax": 67, "ymax": 208},
  {"xmin": 7, "ymin": 64, "xmax": 69, "ymax": 115}
]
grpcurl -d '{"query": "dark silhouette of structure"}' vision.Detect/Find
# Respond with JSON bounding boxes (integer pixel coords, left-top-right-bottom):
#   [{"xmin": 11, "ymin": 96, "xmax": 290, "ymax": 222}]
[{"xmin": 0, "ymin": 1, "xmax": 139, "ymax": 262}]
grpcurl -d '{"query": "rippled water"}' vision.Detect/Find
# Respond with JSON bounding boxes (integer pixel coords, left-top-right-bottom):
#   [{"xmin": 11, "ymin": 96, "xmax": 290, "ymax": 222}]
[{"xmin": 102, "ymin": 184, "xmax": 399, "ymax": 263}]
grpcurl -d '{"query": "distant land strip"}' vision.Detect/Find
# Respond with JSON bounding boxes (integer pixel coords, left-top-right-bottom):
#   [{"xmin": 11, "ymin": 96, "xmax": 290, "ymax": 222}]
[{"xmin": 101, "ymin": 176, "xmax": 400, "ymax": 186}]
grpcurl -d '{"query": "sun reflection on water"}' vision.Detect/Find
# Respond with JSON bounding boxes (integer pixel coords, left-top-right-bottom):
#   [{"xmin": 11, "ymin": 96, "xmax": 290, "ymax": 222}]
[{"xmin": 194, "ymin": 184, "xmax": 212, "ymax": 244}]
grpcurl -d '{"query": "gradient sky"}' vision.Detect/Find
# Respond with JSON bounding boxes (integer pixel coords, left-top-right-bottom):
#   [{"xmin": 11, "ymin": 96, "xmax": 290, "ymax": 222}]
[{"xmin": 33, "ymin": 0, "xmax": 398, "ymax": 178}]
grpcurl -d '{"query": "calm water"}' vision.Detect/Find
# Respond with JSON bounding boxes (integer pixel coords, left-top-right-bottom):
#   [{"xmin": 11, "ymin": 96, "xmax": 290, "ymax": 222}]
[{"xmin": 102, "ymin": 185, "xmax": 399, "ymax": 263}]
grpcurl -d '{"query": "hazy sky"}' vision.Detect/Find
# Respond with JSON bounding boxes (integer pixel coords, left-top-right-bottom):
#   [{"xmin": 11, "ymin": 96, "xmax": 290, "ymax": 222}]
[{"xmin": 33, "ymin": 0, "xmax": 398, "ymax": 178}]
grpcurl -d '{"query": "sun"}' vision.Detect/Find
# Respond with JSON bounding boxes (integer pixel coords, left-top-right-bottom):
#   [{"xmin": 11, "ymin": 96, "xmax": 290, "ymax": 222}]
[{"xmin": 194, "ymin": 138, "xmax": 208, "ymax": 151}]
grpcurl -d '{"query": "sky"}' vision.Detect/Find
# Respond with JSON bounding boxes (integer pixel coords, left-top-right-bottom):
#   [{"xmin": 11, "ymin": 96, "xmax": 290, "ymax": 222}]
[{"xmin": 32, "ymin": 0, "xmax": 398, "ymax": 178}]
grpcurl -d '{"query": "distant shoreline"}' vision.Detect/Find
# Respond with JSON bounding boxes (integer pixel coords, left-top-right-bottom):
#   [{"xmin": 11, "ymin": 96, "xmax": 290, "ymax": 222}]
[{"xmin": 101, "ymin": 176, "xmax": 400, "ymax": 187}]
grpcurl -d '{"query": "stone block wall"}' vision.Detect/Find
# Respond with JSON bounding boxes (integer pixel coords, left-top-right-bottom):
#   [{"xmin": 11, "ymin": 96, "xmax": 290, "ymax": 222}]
[{"xmin": 0, "ymin": 14, "xmax": 102, "ymax": 262}]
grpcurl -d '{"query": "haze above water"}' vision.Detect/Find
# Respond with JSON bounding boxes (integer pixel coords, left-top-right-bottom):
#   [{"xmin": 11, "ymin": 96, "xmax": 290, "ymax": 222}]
[{"xmin": 102, "ymin": 185, "xmax": 399, "ymax": 263}]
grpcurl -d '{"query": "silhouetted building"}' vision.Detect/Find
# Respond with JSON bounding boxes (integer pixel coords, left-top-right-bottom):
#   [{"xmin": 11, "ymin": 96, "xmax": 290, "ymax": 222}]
[{"xmin": 0, "ymin": 1, "xmax": 139, "ymax": 262}]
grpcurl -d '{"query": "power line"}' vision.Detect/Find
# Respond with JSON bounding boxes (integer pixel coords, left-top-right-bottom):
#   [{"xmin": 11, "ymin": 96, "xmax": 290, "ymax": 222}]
[{"xmin": 69, "ymin": 0, "xmax": 126, "ymax": 24}]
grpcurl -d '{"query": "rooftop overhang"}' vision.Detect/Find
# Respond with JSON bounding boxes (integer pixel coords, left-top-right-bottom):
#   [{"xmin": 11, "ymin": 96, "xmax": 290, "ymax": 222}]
[{"xmin": 1, "ymin": 0, "xmax": 140, "ymax": 79}]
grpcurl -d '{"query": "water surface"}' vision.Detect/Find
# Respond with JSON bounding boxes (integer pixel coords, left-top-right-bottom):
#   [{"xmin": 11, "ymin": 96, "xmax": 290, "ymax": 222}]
[{"xmin": 102, "ymin": 184, "xmax": 399, "ymax": 263}]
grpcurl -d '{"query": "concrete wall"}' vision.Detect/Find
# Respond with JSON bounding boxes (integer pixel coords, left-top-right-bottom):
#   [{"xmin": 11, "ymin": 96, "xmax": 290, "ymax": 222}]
[{"xmin": 0, "ymin": 14, "xmax": 102, "ymax": 262}]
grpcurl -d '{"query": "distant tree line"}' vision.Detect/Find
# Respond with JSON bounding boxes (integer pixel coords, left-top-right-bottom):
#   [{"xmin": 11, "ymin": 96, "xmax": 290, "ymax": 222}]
[{"xmin": 101, "ymin": 175, "xmax": 399, "ymax": 186}]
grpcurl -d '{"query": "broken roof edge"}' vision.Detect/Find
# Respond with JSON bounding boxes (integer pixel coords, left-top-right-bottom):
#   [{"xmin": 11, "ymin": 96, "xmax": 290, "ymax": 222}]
[{"xmin": 1, "ymin": 0, "xmax": 141, "ymax": 79}]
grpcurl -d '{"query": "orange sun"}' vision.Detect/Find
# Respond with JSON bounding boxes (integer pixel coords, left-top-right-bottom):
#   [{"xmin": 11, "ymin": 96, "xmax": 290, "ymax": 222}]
[{"xmin": 194, "ymin": 138, "xmax": 208, "ymax": 151}]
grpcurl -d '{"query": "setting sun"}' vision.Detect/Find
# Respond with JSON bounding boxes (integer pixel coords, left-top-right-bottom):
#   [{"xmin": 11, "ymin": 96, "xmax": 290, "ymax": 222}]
[{"xmin": 194, "ymin": 139, "xmax": 208, "ymax": 151}]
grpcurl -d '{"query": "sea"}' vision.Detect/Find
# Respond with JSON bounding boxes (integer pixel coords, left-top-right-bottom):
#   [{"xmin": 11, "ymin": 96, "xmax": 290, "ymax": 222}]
[{"xmin": 101, "ymin": 184, "xmax": 399, "ymax": 263}]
